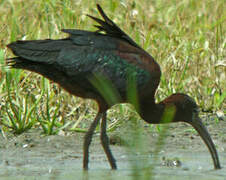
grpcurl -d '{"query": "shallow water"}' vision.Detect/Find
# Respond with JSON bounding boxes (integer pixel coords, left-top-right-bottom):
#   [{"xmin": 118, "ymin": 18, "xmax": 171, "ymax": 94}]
[
  {"xmin": 0, "ymin": 149, "xmax": 225, "ymax": 180},
  {"xmin": 0, "ymin": 117, "xmax": 225, "ymax": 180}
]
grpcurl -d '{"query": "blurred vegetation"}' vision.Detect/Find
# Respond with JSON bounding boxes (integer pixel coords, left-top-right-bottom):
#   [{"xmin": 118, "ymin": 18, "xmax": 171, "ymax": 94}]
[
  {"xmin": 0, "ymin": 0, "xmax": 225, "ymax": 178},
  {"xmin": 0, "ymin": 0, "xmax": 225, "ymax": 135}
]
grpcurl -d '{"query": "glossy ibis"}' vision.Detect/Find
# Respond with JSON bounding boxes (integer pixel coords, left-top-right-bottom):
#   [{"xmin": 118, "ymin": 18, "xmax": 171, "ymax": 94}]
[{"xmin": 6, "ymin": 4, "xmax": 221, "ymax": 170}]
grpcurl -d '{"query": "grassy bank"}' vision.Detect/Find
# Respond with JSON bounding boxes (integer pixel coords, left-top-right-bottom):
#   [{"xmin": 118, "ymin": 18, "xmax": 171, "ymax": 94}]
[{"xmin": 0, "ymin": 0, "xmax": 225, "ymax": 135}]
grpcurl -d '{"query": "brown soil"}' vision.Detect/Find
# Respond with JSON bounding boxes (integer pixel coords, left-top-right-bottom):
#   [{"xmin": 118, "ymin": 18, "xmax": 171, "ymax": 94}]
[{"xmin": 0, "ymin": 115, "xmax": 225, "ymax": 180}]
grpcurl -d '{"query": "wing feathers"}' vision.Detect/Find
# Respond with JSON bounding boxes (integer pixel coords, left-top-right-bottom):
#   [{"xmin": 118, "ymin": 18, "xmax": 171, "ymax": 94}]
[
  {"xmin": 87, "ymin": 4, "xmax": 141, "ymax": 48},
  {"xmin": 7, "ymin": 39, "xmax": 73, "ymax": 63}
]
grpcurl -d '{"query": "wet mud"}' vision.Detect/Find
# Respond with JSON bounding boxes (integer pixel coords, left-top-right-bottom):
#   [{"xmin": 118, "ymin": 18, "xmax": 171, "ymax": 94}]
[{"xmin": 0, "ymin": 115, "xmax": 225, "ymax": 180}]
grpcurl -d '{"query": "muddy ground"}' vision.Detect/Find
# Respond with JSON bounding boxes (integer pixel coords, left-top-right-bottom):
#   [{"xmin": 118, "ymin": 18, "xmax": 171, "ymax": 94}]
[{"xmin": 0, "ymin": 115, "xmax": 225, "ymax": 180}]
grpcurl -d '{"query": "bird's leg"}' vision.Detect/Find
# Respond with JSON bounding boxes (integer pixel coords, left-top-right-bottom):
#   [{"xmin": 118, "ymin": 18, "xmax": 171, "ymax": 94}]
[
  {"xmin": 83, "ymin": 112, "xmax": 102, "ymax": 170},
  {"xmin": 100, "ymin": 111, "xmax": 117, "ymax": 169}
]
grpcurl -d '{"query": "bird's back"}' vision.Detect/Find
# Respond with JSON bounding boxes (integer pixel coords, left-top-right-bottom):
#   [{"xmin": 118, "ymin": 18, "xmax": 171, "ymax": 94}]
[{"xmin": 7, "ymin": 5, "xmax": 161, "ymax": 106}]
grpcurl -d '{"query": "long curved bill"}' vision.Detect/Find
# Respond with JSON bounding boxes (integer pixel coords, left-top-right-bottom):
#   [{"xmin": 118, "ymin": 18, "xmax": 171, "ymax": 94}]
[{"xmin": 189, "ymin": 117, "xmax": 221, "ymax": 169}]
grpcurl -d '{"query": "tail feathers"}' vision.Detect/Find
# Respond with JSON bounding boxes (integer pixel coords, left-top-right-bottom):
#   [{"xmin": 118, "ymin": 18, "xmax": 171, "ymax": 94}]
[
  {"xmin": 6, "ymin": 57, "xmax": 68, "ymax": 85},
  {"xmin": 5, "ymin": 58, "xmax": 16, "ymax": 67},
  {"xmin": 6, "ymin": 57, "xmax": 32, "ymax": 69},
  {"xmin": 6, "ymin": 57, "xmax": 48, "ymax": 72}
]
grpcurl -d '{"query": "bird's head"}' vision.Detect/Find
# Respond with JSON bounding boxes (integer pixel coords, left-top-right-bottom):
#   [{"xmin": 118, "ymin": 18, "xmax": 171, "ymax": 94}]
[
  {"xmin": 160, "ymin": 93, "xmax": 199, "ymax": 123},
  {"xmin": 161, "ymin": 93, "xmax": 221, "ymax": 169}
]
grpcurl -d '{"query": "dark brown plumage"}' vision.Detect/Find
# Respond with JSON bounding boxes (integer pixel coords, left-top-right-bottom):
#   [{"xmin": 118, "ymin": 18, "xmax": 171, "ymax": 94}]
[{"xmin": 6, "ymin": 4, "xmax": 221, "ymax": 170}]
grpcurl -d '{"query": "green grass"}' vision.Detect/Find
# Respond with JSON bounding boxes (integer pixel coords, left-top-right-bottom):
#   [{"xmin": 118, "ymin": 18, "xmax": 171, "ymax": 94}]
[
  {"xmin": 0, "ymin": 0, "xmax": 225, "ymax": 177},
  {"xmin": 0, "ymin": 0, "xmax": 224, "ymax": 131}
]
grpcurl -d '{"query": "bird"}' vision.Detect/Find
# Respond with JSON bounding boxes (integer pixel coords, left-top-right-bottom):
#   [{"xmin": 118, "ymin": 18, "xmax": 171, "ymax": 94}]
[{"xmin": 6, "ymin": 4, "xmax": 221, "ymax": 170}]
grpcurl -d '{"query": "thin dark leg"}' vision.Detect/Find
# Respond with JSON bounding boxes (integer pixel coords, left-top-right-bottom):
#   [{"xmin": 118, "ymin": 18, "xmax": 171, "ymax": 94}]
[
  {"xmin": 83, "ymin": 112, "xmax": 102, "ymax": 170},
  {"xmin": 100, "ymin": 112, "xmax": 117, "ymax": 169}
]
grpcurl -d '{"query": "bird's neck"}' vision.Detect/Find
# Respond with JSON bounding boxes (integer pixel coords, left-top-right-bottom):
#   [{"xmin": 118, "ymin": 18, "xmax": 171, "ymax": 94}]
[{"xmin": 140, "ymin": 99, "xmax": 166, "ymax": 124}]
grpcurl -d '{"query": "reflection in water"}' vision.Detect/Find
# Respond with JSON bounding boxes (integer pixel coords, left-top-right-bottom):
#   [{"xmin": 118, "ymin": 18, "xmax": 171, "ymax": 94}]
[
  {"xmin": 82, "ymin": 171, "xmax": 89, "ymax": 180},
  {"xmin": 0, "ymin": 151, "xmax": 225, "ymax": 180}
]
